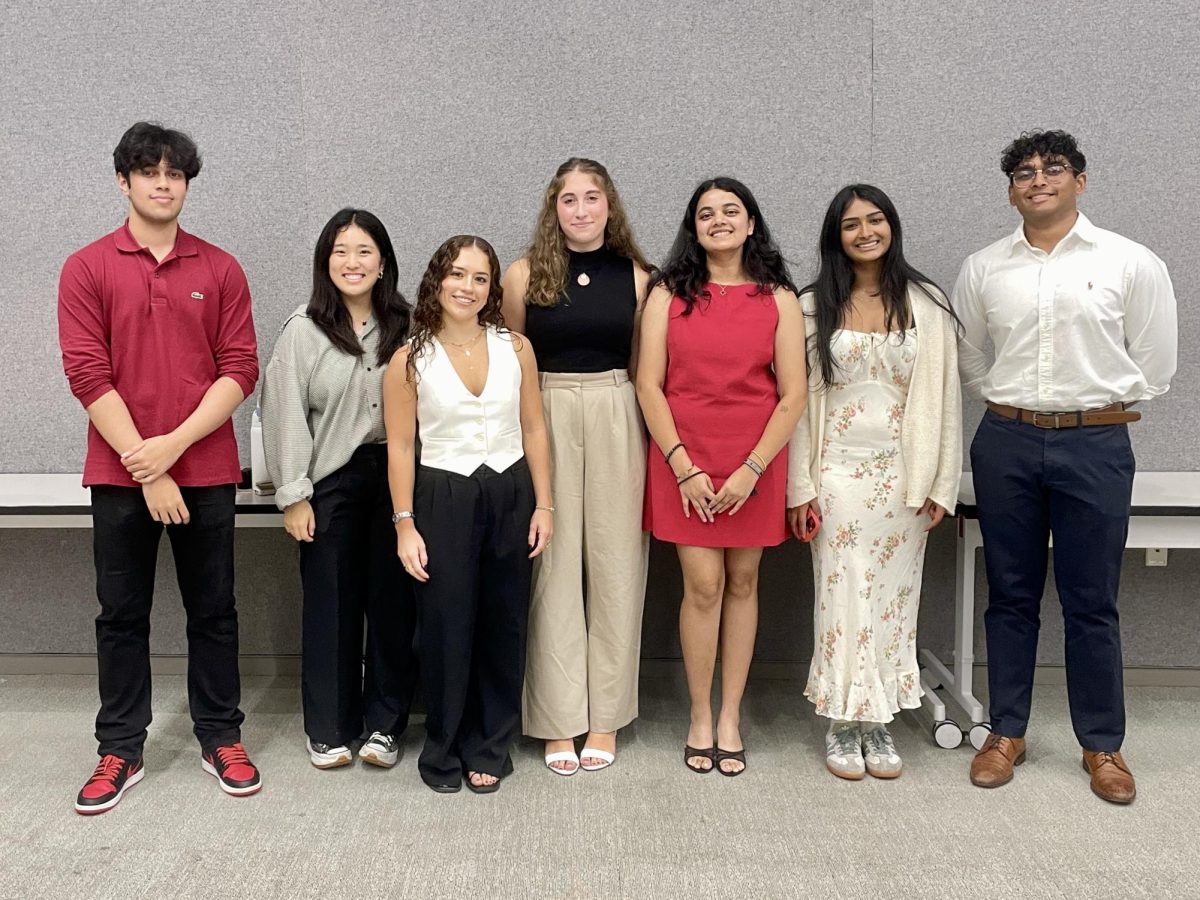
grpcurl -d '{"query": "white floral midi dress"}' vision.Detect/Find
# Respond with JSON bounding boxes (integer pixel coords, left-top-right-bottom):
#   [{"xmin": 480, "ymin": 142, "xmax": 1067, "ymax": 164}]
[{"xmin": 805, "ymin": 329, "xmax": 926, "ymax": 723}]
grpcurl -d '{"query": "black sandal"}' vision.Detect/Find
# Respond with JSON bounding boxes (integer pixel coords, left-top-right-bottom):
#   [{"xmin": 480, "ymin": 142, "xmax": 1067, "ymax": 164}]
[
  {"xmin": 684, "ymin": 745, "xmax": 716, "ymax": 773},
  {"xmin": 466, "ymin": 771, "xmax": 501, "ymax": 794},
  {"xmin": 715, "ymin": 746, "xmax": 747, "ymax": 777}
]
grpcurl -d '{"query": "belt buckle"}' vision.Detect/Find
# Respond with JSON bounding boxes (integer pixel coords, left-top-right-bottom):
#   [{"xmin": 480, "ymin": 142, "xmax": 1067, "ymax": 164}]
[{"xmin": 1032, "ymin": 411, "xmax": 1073, "ymax": 429}]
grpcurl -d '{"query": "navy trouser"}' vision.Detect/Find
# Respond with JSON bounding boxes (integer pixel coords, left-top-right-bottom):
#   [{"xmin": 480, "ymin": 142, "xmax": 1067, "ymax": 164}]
[
  {"xmin": 970, "ymin": 410, "xmax": 1134, "ymax": 751},
  {"xmin": 413, "ymin": 458, "xmax": 535, "ymax": 788},
  {"xmin": 299, "ymin": 444, "xmax": 418, "ymax": 747},
  {"xmin": 91, "ymin": 483, "xmax": 244, "ymax": 759}
]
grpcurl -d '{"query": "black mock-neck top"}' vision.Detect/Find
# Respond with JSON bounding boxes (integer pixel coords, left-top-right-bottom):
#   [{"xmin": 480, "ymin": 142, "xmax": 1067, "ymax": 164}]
[{"xmin": 523, "ymin": 245, "xmax": 637, "ymax": 373}]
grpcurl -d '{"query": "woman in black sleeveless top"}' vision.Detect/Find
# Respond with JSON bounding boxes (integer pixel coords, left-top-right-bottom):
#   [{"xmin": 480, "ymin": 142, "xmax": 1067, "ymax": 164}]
[{"xmin": 501, "ymin": 158, "xmax": 652, "ymax": 776}]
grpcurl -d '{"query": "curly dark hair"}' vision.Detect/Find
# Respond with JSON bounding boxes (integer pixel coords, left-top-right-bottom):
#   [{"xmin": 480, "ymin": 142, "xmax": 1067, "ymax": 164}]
[
  {"xmin": 113, "ymin": 121, "xmax": 202, "ymax": 183},
  {"xmin": 1001, "ymin": 130, "xmax": 1086, "ymax": 180},
  {"xmin": 406, "ymin": 235, "xmax": 508, "ymax": 380},
  {"xmin": 650, "ymin": 176, "xmax": 797, "ymax": 315}
]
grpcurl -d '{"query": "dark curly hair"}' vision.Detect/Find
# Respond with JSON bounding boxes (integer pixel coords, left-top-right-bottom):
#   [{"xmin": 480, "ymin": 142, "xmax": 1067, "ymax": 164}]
[
  {"xmin": 650, "ymin": 176, "xmax": 797, "ymax": 315},
  {"xmin": 113, "ymin": 121, "xmax": 202, "ymax": 183},
  {"xmin": 1001, "ymin": 130, "xmax": 1086, "ymax": 180},
  {"xmin": 406, "ymin": 235, "xmax": 509, "ymax": 380}
]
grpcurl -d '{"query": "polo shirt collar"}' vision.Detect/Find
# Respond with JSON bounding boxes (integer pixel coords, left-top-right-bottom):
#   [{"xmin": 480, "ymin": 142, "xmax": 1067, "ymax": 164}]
[
  {"xmin": 113, "ymin": 219, "xmax": 199, "ymax": 258},
  {"xmin": 1008, "ymin": 211, "xmax": 1099, "ymax": 256}
]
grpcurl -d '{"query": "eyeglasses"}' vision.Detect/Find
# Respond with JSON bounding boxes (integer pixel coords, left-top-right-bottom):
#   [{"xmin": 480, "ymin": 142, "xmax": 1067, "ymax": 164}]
[{"xmin": 1009, "ymin": 163, "xmax": 1078, "ymax": 187}]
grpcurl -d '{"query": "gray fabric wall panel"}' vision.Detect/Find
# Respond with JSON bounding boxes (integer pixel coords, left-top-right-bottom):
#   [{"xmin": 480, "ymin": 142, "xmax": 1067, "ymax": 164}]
[{"xmin": 1, "ymin": 1, "xmax": 1196, "ymax": 668}]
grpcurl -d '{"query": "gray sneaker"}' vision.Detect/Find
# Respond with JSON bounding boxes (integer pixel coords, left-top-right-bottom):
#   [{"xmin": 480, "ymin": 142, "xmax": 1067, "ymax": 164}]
[
  {"xmin": 861, "ymin": 726, "xmax": 903, "ymax": 779},
  {"xmin": 825, "ymin": 724, "xmax": 865, "ymax": 780},
  {"xmin": 359, "ymin": 732, "xmax": 399, "ymax": 768},
  {"xmin": 307, "ymin": 738, "xmax": 352, "ymax": 769}
]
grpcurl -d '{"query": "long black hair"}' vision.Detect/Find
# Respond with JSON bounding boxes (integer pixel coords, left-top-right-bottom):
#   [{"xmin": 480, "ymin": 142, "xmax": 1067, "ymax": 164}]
[
  {"xmin": 652, "ymin": 176, "xmax": 797, "ymax": 314},
  {"xmin": 803, "ymin": 184, "xmax": 960, "ymax": 389},
  {"xmin": 309, "ymin": 208, "xmax": 411, "ymax": 365}
]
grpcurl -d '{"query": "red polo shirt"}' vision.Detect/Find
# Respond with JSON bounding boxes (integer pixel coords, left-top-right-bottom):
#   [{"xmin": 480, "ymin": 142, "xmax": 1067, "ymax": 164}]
[{"xmin": 58, "ymin": 221, "xmax": 259, "ymax": 487}]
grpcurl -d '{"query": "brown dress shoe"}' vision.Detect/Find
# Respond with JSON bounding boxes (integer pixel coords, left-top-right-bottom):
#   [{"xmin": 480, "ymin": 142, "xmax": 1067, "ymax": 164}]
[
  {"xmin": 1082, "ymin": 751, "xmax": 1136, "ymax": 804},
  {"xmin": 970, "ymin": 734, "xmax": 1026, "ymax": 787}
]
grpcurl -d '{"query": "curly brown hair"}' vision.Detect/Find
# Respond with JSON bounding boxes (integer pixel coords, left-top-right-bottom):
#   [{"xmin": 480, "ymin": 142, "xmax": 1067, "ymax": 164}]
[
  {"xmin": 406, "ymin": 235, "xmax": 509, "ymax": 381},
  {"xmin": 524, "ymin": 158, "xmax": 651, "ymax": 308}
]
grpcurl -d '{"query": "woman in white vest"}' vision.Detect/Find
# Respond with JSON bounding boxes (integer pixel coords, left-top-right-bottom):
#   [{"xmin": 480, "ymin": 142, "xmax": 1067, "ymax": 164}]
[
  {"xmin": 787, "ymin": 184, "xmax": 961, "ymax": 781},
  {"xmin": 383, "ymin": 235, "xmax": 554, "ymax": 794}
]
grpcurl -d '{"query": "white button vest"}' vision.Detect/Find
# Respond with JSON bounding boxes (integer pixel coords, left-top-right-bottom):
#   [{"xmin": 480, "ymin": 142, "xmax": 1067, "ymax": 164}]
[{"xmin": 414, "ymin": 327, "xmax": 525, "ymax": 476}]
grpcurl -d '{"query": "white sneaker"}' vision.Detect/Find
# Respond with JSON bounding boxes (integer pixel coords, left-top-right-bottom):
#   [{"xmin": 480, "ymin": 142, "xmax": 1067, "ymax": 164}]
[
  {"xmin": 861, "ymin": 726, "xmax": 903, "ymax": 778},
  {"xmin": 307, "ymin": 738, "xmax": 352, "ymax": 769},
  {"xmin": 825, "ymin": 724, "xmax": 865, "ymax": 780},
  {"xmin": 359, "ymin": 732, "xmax": 399, "ymax": 768}
]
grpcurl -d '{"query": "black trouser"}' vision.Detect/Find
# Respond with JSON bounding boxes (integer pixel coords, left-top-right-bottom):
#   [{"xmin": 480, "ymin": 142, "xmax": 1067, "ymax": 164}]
[
  {"xmin": 413, "ymin": 459, "xmax": 535, "ymax": 787},
  {"xmin": 91, "ymin": 483, "xmax": 243, "ymax": 759},
  {"xmin": 971, "ymin": 410, "xmax": 1134, "ymax": 751},
  {"xmin": 299, "ymin": 444, "xmax": 417, "ymax": 746}
]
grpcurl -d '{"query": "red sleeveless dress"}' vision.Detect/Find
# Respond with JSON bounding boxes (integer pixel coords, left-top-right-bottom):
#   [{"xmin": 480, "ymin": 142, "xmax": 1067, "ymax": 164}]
[{"xmin": 644, "ymin": 284, "xmax": 788, "ymax": 547}]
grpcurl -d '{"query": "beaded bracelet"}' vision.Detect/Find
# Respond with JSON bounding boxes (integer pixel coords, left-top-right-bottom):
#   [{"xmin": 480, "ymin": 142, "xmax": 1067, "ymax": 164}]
[{"xmin": 664, "ymin": 442, "xmax": 685, "ymax": 465}]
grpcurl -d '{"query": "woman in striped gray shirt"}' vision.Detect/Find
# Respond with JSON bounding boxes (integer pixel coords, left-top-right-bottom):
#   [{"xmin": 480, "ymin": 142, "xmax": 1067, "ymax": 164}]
[{"xmin": 261, "ymin": 208, "xmax": 417, "ymax": 771}]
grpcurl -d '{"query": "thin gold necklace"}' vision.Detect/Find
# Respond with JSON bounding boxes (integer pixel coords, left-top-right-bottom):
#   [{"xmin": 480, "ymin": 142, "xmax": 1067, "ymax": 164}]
[{"xmin": 439, "ymin": 328, "xmax": 486, "ymax": 357}]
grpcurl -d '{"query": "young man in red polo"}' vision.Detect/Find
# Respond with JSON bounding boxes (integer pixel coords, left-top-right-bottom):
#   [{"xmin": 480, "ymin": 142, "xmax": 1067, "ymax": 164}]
[{"xmin": 59, "ymin": 122, "xmax": 262, "ymax": 814}]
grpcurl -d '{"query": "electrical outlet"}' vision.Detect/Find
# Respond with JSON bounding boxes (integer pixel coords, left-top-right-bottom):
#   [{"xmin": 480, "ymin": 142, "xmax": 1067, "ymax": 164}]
[{"xmin": 1145, "ymin": 548, "xmax": 1168, "ymax": 567}]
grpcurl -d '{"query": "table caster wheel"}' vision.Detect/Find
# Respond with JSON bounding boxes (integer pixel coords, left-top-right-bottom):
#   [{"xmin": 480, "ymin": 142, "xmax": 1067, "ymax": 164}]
[
  {"xmin": 933, "ymin": 719, "xmax": 963, "ymax": 749},
  {"xmin": 969, "ymin": 722, "xmax": 992, "ymax": 750}
]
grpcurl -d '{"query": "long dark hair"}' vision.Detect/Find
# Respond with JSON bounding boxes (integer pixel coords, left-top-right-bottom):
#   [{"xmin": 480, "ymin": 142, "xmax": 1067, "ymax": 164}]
[
  {"xmin": 406, "ymin": 235, "xmax": 508, "ymax": 380},
  {"xmin": 651, "ymin": 176, "xmax": 797, "ymax": 314},
  {"xmin": 308, "ymin": 208, "xmax": 411, "ymax": 366},
  {"xmin": 803, "ymin": 184, "xmax": 960, "ymax": 389}
]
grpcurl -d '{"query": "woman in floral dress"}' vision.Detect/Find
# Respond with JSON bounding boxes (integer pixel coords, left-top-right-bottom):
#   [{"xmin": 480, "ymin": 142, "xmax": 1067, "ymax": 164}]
[{"xmin": 787, "ymin": 185, "xmax": 962, "ymax": 780}]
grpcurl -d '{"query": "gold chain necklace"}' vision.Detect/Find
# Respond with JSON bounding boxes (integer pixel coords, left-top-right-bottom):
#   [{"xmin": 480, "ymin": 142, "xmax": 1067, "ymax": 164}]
[{"xmin": 439, "ymin": 328, "xmax": 485, "ymax": 358}]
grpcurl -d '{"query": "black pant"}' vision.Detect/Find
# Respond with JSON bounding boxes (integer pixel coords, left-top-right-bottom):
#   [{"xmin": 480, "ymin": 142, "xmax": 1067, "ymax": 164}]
[
  {"xmin": 413, "ymin": 459, "xmax": 535, "ymax": 786},
  {"xmin": 299, "ymin": 444, "xmax": 417, "ymax": 746},
  {"xmin": 91, "ymin": 483, "xmax": 243, "ymax": 759},
  {"xmin": 971, "ymin": 410, "xmax": 1134, "ymax": 751}
]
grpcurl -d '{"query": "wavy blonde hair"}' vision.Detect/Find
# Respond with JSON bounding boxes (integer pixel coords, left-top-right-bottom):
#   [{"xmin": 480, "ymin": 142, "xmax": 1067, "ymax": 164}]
[{"xmin": 524, "ymin": 158, "xmax": 651, "ymax": 308}]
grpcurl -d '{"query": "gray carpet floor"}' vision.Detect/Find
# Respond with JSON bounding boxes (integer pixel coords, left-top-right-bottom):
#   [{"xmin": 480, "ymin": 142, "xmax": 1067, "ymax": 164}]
[{"xmin": 0, "ymin": 673, "xmax": 1196, "ymax": 899}]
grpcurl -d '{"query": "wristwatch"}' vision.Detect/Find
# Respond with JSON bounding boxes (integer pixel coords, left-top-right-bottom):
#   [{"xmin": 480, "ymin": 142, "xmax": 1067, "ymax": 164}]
[{"xmin": 391, "ymin": 511, "xmax": 415, "ymax": 524}]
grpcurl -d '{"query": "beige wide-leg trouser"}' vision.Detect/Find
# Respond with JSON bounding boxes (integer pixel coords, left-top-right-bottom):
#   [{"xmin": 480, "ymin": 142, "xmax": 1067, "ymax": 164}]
[{"xmin": 522, "ymin": 370, "xmax": 650, "ymax": 739}]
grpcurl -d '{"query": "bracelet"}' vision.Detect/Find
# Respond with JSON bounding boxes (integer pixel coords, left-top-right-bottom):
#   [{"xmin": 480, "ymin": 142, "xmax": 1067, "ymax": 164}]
[
  {"xmin": 742, "ymin": 458, "xmax": 764, "ymax": 477},
  {"xmin": 677, "ymin": 470, "xmax": 706, "ymax": 486},
  {"xmin": 664, "ymin": 442, "xmax": 685, "ymax": 465},
  {"xmin": 536, "ymin": 505, "xmax": 556, "ymax": 513},
  {"xmin": 391, "ymin": 511, "xmax": 415, "ymax": 524},
  {"xmin": 748, "ymin": 449, "xmax": 767, "ymax": 470}
]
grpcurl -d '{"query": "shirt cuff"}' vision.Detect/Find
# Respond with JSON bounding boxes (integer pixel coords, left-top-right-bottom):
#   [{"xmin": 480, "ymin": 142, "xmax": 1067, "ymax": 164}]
[{"xmin": 274, "ymin": 478, "xmax": 314, "ymax": 511}]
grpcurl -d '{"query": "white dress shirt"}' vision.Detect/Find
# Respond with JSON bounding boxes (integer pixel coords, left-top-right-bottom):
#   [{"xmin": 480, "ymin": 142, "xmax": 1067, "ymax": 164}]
[
  {"xmin": 951, "ymin": 212, "xmax": 1177, "ymax": 410},
  {"xmin": 414, "ymin": 326, "xmax": 525, "ymax": 476}
]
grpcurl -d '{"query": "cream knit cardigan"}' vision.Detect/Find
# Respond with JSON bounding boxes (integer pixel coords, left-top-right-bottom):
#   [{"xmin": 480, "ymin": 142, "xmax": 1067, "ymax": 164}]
[{"xmin": 786, "ymin": 284, "xmax": 963, "ymax": 512}]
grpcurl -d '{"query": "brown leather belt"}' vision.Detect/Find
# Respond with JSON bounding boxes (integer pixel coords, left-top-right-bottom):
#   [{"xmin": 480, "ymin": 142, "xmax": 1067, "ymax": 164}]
[{"xmin": 986, "ymin": 401, "xmax": 1141, "ymax": 429}]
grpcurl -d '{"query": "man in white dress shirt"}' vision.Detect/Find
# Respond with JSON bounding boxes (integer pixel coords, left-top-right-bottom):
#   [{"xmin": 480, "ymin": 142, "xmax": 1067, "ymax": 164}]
[{"xmin": 952, "ymin": 130, "xmax": 1177, "ymax": 804}]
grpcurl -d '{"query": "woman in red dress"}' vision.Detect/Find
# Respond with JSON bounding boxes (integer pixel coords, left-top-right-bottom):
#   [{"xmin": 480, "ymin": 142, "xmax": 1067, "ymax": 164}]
[{"xmin": 637, "ymin": 177, "xmax": 807, "ymax": 775}]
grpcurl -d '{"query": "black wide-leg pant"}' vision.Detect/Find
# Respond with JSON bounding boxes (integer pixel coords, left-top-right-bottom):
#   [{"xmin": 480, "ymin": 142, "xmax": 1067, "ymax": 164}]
[
  {"xmin": 413, "ymin": 458, "xmax": 535, "ymax": 787},
  {"xmin": 299, "ymin": 444, "xmax": 417, "ymax": 747},
  {"xmin": 971, "ymin": 410, "xmax": 1134, "ymax": 751},
  {"xmin": 91, "ymin": 483, "xmax": 243, "ymax": 759}
]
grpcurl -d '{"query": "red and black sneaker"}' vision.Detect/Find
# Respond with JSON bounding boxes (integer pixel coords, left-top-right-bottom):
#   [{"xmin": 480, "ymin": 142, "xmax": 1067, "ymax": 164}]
[
  {"xmin": 201, "ymin": 742, "xmax": 262, "ymax": 796},
  {"xmin": 75, "ymin": 754, "xmax": 144, "ymax": 815}
]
